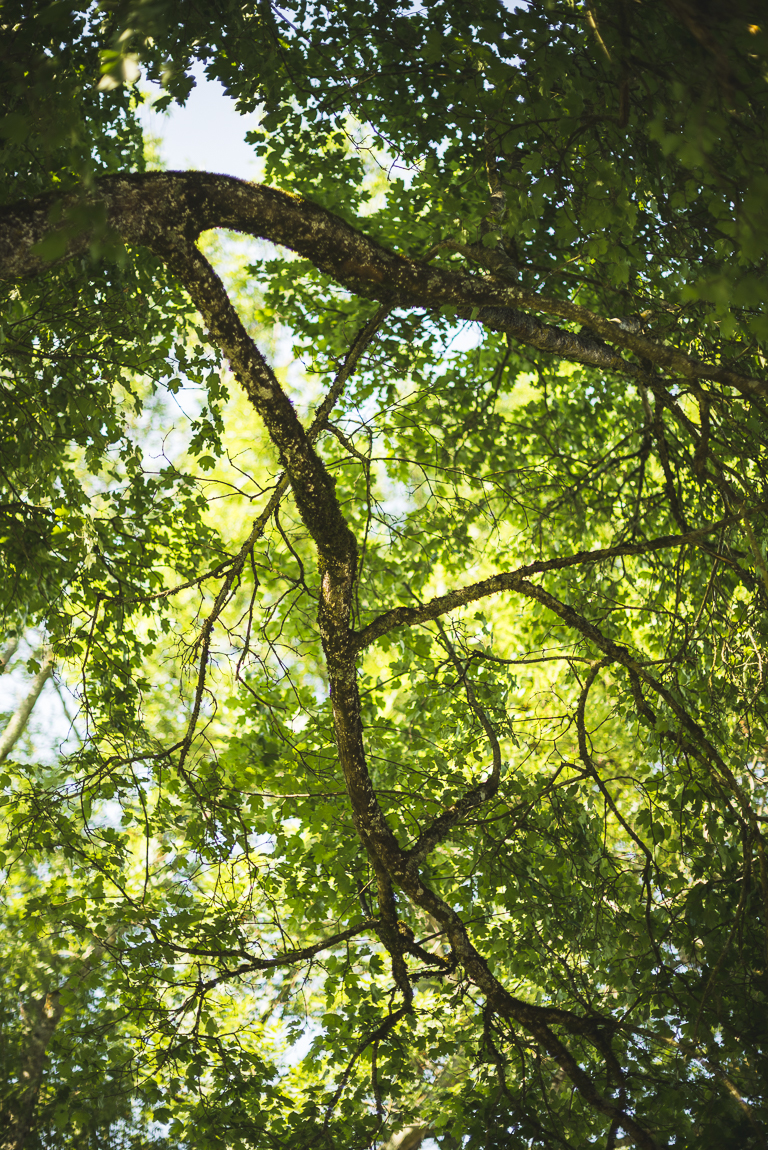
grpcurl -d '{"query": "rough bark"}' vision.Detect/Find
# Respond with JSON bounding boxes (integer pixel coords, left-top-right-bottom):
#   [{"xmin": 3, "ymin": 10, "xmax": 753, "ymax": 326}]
[
  {"xmin": 0, "ymin": 172, "xmax": 679, "ymax": 1148},
  {"xmin": 0, "ymin": 172, "xmax": 764, "ymax": 398},
  {"xmin": 353, "ymin": 513, "xmax": 747, "ymax": 650}
]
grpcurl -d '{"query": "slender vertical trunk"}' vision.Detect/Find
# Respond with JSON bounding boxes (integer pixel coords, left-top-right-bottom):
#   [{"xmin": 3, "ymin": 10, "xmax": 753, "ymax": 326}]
[
  {"xmin": 0, "ymin": 649, "xmax": 54, "ymax": 763},
  {"xmin": 380, "ymin": 1126, "xmax": 433, "ymax": 1150},
  {"xmin": 0, "ymin": 991, "xmax": 62, "ymax": 1150},
  {"xmin": 0, "ymin": 637, "xmax": 19, "ymax": 674}
]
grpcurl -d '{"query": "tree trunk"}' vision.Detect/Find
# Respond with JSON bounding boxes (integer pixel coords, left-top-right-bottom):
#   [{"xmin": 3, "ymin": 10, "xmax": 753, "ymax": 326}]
[
  {"xmin": 0, "ymin": 637, "xmax": 19, "ymax": 674},
  {"xmin": 381, "ymin": 1126, "xmax": 433, "ymax": 1150},
  {"xmin": 0, "ymin": 649, "xmax": 54, "ymax": 763},
  {"xmin": 0, "ymin": 990, "xmax": 63, "ymax": 1150}
]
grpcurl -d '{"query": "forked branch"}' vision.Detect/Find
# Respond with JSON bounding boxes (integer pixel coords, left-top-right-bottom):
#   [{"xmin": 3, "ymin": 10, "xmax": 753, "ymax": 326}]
[{"xmin": 0, "ymin": 172, "xmax": 764, "ymax": 398}]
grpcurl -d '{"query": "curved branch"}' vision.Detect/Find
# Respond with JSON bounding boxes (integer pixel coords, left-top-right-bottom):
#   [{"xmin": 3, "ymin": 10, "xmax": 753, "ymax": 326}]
[
  {"xmin": 511, "ymin": 574, "xmax": 768, "ymax": 931},
  {"xmin": 0, "ymin": 172, "xmax": 764, "ymax": 397},
  {"xmin": 199, "ymin": 918, "xmax": 379, "ymax": 991},
  {"xmin": 353, "ymin": 512, "xmax": 747, "ymax": 650},
  {"xmin": 0, "ymin": 171, "xmax": 672, "ymax": 1149},
  {"xmin": 384, "ymin": 858, "xmax": 661, "ymax": 1150}
]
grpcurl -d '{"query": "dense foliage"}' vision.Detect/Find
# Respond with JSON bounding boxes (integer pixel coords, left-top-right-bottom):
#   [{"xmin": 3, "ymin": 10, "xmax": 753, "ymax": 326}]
[{"xmin": 2, "ymin": 2, "xmax": 768, "ymax": 1148}]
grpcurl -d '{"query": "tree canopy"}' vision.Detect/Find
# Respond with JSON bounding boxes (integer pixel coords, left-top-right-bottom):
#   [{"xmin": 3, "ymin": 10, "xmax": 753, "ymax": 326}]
[{"xmin": 2, "ymin": 2, "xmax": 768, "ymax": 1148}]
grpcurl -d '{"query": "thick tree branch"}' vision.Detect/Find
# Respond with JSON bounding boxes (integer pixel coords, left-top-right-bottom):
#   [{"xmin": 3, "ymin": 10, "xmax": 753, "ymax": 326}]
[
  {"xmin": 383, "ymin": 855, "xmax": 660, "ymax": 1150},
  {"xmin": 144, "ymin": 238, "xmax": 407, "ymax": 923},
  {"xmin": 0, "ymin": 172, "xmax": 764, "ymax": 397},
  {"xmin": 353, "ymin": 513, "xmax": 747, "ymax": 650},
  {"xmin": 0, "ymin": 172, "xmax": 670, "ymax": 1150},
  {"xmin": 133, "ymin": 191, "xmax": 410, "ymax": 956},
  {"xmin": 173, "ymin": 304, "xmax": 389, "ymax": 770}
]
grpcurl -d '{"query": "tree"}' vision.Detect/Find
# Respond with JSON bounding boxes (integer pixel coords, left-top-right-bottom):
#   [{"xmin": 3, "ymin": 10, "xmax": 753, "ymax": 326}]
[{"xmin": 1, "ymin": 1, "xmax": 768, "ymax": 1147}]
